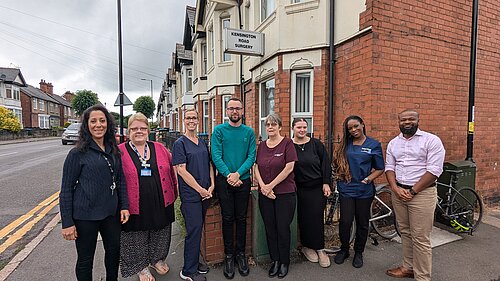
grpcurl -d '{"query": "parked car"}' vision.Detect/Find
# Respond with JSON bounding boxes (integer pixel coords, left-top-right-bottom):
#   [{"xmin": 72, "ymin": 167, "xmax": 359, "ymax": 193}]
[{"xmin": 61, "ymin": 123, "xmax": 81, "ymax": 145}]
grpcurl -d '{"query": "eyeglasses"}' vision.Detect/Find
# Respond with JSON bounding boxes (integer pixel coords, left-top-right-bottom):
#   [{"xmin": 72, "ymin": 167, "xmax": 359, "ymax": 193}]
[
  {"xmin": 185, "ymin": 117, "xmax": 198, "ymax": 121},
  {"xmin": 129, "ymin": 127, "xmax": 148, "ymax": 132},
  {"xmin": 227, "ymin": 107, "xmax": 242, "ymax": 111},
  {"xmin": 265, "ymin": 123, "xmax": 279, "ymax": 127}
]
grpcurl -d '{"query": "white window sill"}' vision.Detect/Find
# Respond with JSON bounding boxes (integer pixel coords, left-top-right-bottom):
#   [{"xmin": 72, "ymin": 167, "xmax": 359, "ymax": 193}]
[{"xmin": 285, "ymin": 0, "xmax": 320, "ymax": 15}]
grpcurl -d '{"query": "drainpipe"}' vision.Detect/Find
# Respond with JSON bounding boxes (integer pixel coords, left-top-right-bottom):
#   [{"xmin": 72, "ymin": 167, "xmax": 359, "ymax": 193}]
[
  {"xmin": 327, "ymin": 0, "xmax": 336, "ymax": 156},
  {"xmin": 237, "ymin": 0, "xmax": 245, "ymax": 124},
  {"xmin": 466, "ymin": 0, "xmax": 479, "ymax": 162}
]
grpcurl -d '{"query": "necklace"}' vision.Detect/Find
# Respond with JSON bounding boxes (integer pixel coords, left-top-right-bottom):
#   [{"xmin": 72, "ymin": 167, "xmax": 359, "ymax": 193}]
[{"xmin": 297, "ymin": 143, "xmax": 306, "ymax": 151}]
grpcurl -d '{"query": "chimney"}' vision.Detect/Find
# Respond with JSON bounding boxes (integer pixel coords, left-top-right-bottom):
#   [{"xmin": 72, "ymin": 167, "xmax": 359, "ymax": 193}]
[
  {"xmin": 39, "ymin": 79, "xmax": 48, "ymax": 93},
  {"xmin": 63, "ymin": 91, "xmax": 75, "ymax": 102},
  {"xmin": 47, "ymin": 83, "xmax": 54, "ymax": 95}
]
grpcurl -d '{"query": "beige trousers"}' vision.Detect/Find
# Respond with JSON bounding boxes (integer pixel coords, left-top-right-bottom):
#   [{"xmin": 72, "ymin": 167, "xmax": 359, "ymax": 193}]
[{"xmin": 392, "ymin": 186, "xmax": 437, "ymax": 281}]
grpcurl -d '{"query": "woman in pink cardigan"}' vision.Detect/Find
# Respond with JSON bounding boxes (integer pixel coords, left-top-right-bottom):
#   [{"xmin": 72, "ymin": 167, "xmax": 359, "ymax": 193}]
[{"xmin": 118, "ymin": 113, "xmax": 177, "ymax": 281}]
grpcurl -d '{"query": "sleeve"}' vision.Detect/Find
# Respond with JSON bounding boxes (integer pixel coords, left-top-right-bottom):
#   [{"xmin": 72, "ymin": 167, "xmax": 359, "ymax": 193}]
[
  {"xmin": 211, "ymin": 126, "xmax": 231, "ymax": 177},
  {"xmin": 426, "ymin": 135, "xmax": 446, "ymax": 177},
  {"xmin": 284, "ymin": 138, "xmax": 298, "ymax": 163},
  {"xmin": 236, "ymin": 128, "xmax": 257, "ymax": 176},
  {"xmin": 116, "ymin": 155, "xmax": 129, "ymax": 211},
  {"xmin": 371, "ymin": 141, "xmax": 385, "ymax": 171},
  {"xmin": 59, "ymin": 149, "xmax": 80, "ymax": 228},
  {"xmin": 385, "ymin": 140, "xmax": 396, "ymax": 172},
  {"xmin": 172, "ymin": 139, "xmax": 186, "ymax": 166},
  {"xmin": 316, "ymin": 139, "xmax": 332, "ymax": 184}
]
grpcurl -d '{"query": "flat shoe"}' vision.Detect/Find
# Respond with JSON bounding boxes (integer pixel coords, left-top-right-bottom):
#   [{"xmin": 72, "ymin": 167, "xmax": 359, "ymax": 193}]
[
  {"xmin": 386, "ymin": 266, "xmax": 415, "ymax": 278},
  {"xmin": 317, "ymin": 250, "xmax": 330, "ymax": 268},
  {"xmin": 301, "ymin": 247, "xmax": 319, "ymax": 263}
]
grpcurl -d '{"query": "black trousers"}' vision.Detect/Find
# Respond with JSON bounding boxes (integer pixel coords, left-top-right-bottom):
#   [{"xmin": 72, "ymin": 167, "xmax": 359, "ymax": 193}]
[
  {"xmin": 181, "ymin": 200, "xmax": 209, "ymax": 275},
  {"xmin": 259, "ymin": 192, "xmax": 296, "ymax": 264},
  {"xmin": 216, "ymin": 175, "xmax": 251, "ymax": 255},
  {"xmin": 297, "ymin": 183, "xmax": 326, "ymax": 250},
  {"xmin": 339, "ymin": 196, "xmax": 373, "ymax": 253},
  {"xmin": 74, "ymin": 215, "xmax": 121, "ymax": 281}
]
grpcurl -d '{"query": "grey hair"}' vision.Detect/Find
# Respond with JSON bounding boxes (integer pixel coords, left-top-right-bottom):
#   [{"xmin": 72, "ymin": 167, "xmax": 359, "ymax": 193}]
[{"xmin": 264, "ymin": 113, "xmax": 282, "ymax": 127}]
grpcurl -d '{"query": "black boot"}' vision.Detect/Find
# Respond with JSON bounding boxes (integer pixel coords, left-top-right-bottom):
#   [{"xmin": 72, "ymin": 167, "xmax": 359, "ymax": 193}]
[
  {"xmin": 223, "ymin": 254, "xmax": 235, "ymax": 279},
  {"xmin": 334, "ymin": 249, "xmax": 350, "ymax": 264},
  {"xmin": 236, "ymin": 252, "xmax": 250, "ymax": 276},
  {"xmin": 268, "ymin": 261, "xmax": 280, "ymax": 278},
  {"xmin": 352, "ymin": 252, "xmax": 363, "ymax": 268},
  {"xmin": 277, "ymin": 263, "xmax": 288, "ymax": 279}
]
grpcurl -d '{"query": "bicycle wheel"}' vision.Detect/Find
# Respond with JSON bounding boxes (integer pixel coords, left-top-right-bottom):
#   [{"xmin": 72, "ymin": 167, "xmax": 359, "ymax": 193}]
[
  {"xmin": 370, "ymin": 187, "xmax": 397, "ymax": 239},
  {"xmin": 324, "ymin": 194, "xmax": 355, "ymax": 249},
  {"xmin": 449, "ymin": 187, "xmax": 483, "ymax": 232}
]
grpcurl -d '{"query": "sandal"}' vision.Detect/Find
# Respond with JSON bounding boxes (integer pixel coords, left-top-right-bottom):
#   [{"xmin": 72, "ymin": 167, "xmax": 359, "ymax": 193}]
[
  {"xmin": 150, "ymin": 259, "xmax": 169, "ymax": 275},
  {"xmin": 138, "ymin": 267, "xmax": 155, "ymax": 281}
]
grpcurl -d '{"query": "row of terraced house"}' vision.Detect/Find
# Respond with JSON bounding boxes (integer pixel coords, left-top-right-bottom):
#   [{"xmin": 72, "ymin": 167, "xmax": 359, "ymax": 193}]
[
  {"xmin": 0, "ymin": 67, "xmax": 78, "ymax": 129},
  {"xmin": 153, "ymin": 1, "xmax": 500, "ymax": 263},
  {"xmin": 156, "ymin": 0, "xmax": 500, "ymax": 211}
]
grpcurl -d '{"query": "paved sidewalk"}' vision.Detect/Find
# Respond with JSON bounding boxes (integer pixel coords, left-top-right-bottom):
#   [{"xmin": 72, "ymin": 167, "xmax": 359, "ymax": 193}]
[
  {"xmin": 3, "ymin": 209, "xmax": 500, "ymax": 281},
  {"xmin": 0, "ymin": 137, "xmax": 60, "ymax": 146}
]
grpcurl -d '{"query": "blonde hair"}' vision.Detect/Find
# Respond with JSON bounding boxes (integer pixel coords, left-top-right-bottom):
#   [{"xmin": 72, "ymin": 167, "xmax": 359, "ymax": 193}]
[{"xmin": 128, "ymin": 112, "xmax": 149, "ymax": 128}]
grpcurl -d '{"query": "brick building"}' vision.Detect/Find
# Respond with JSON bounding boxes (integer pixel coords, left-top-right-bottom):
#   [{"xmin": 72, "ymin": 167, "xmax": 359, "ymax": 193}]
[{"xmin": 165, "ymin": 0, "xmax": 500, "ymax": 263}]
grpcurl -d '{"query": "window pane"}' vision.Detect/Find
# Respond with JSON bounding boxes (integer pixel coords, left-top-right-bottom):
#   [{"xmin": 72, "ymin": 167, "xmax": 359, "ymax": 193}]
[
  {"xmin": 261, "ymin": 79, "xmax": 275, "ymax": 118},
  {"xmin": 261, "ymin": 0, "xmax": 274, "ymax": 21},
  {"xmin": 295, "ymin": 73, "xmax": 310, "ymax": 113},
  {"xmin": 222, "ymin": 19, "xmax": 231, "ymax": 61}
]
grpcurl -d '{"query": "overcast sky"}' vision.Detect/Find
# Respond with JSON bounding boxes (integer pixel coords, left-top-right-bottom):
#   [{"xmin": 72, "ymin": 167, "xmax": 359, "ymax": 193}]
[{"xmin": 0, "ymin": 0, "xmax": 195, "ymax": 116}]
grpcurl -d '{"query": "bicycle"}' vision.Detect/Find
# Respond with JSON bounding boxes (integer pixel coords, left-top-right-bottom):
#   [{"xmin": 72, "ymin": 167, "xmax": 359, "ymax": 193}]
[
  {"xmin": 435, "ymin": 169, "xmax": 483, "ymax": 234},
  {"xmin": 324, "ymin": 183, "xmax": 397, "ymax": 251}
]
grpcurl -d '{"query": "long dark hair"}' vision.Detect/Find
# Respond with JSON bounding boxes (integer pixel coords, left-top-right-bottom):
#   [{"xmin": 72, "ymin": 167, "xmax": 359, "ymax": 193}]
[
  {"xmin": 77, "ymin": 104, "xmax": 119, "ymax": 155},
  {"xmin": 333, "ymin": 115, "xmax": 366, "ymax": 182}
]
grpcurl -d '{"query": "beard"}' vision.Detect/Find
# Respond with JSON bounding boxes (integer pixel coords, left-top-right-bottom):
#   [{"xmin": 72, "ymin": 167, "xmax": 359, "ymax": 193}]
[
  {"xmin": 229, "ymin": 114, "xmax": 242, "ymax": 123},
  {"xmin": 400, "ymin": 124, "xmax": 418, "ymax": 136}
]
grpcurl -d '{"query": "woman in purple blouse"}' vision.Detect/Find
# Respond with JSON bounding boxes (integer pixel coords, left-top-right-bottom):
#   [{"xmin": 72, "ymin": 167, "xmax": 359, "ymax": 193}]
[{"xmin": 254, "ymin": 114, "xmax": 298, "ymax": 279}]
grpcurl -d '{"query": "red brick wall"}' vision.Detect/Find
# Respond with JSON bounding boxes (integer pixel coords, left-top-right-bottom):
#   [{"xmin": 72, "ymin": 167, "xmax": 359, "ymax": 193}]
[
  {"xmin": 20, "ymin": 93, "xmax": 32, "ymax": 128},
  {"xmin": 332, "ymin": 0, "xmax": 500, "ymax": 203}
]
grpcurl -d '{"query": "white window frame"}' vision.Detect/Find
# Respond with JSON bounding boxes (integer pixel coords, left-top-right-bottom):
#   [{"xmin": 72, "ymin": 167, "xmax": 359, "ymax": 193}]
[
  {"xmin": 259, "ymin": 78, "xmax": 275, "ymax": 139},
  {"xmin": 221, "ymin": 18, "xmax": 231, "ymax": 62},
  {"xmin": 5, "ymin": 85, "xmax": 12, "ymax": 99},
  {"xmin": 261, "ymin": 0, "xmax": 275, "ymax": 22},
  {"xmin": 186, "ymin": 68, "xmax": 193, "ymax": 92},
  {"xmin": 12, "ymin": 86, "xmax": 20, "ymax": 100},
  {"xmin": 291, "ymin": 70, "xmax": 314, "ymax": 136},
  {"xmin": 39, "ymin": 114, "xmax": 50, "ymax": 129},
  {"xmin": 211, "ymin": 98, "xmax": 216, "ymax": 132},
  {"xmin": 201, "ymin": 43, "xmax": 207, "ymax": 75},
  {"xmin": 39, "ymin": 100, "xmax": 45, "ymax": 111},
  {"xmin": 33, "ymin": 98, "xmax": 38, "ymax": 110},
  {"xmin": 203, "ymin": 100, "xmax": 209, "ymax": 133},
  {"xmin": 222, "ymin": 95, "xmax": 231, "ymax": 123},
  {"xmin": 10, "ymin": 108, "xmax": 22, "ymax": 125}
]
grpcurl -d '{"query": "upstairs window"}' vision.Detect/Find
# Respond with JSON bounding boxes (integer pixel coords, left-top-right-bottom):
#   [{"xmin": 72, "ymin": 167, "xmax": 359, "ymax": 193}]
[
  {"xmin": 221, "ymin": 18, "xmax": 231, "ymax": 62},
  {"xmin": 261, "ymin": 0, "xmax": 275, "ymax": 22}
]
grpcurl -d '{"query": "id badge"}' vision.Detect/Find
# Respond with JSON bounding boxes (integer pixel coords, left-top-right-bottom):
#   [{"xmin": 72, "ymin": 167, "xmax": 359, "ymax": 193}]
[{"xmin": 141, "ymin": 167, "xmax": 152, "ymax": 177}]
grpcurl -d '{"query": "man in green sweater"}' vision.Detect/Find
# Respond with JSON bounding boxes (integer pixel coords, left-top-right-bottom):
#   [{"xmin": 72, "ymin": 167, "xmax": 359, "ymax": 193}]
[{"xmin": 211, "ymin": 97, "xmax": 256, "ymax": 279}]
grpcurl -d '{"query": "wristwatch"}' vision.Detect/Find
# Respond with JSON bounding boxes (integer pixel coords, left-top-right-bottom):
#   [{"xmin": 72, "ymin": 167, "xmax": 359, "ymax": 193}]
[
  {"xmin": 363, "ymin": 177, "xmax": 371, "ymax": 184},
  {"xmin": 409, "ymin": 188, "xmax": 418, "ymax": 196}
]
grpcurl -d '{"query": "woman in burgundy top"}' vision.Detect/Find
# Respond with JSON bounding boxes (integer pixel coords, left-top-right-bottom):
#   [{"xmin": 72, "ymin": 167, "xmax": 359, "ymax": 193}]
[{"xmin": 254, "ymin": 114, "xmax": 298, "ymax": 279}]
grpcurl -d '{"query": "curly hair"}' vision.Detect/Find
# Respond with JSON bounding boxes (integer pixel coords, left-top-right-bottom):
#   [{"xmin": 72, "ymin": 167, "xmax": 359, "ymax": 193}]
[
  {"xmin": 333, "ymin": 115, "xmax": 366, "ymax": 182},
  {"xmin": 77, "ymin": 104, "xmax": 119, "ymax": 155}
]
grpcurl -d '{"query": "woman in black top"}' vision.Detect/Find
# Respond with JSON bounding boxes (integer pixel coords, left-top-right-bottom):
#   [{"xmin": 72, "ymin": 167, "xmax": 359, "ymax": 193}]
[
  {"xmin": 60, "ymin": 105, "xmax": 129, "ymax": 281},
  {"xmin": 292, "ymin": 118, "xmax": 332, "ymax": 268}
]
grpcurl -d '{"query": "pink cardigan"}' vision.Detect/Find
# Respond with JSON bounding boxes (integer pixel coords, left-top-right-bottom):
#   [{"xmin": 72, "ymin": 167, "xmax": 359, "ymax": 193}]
[{"xmin": 119, "ymin": 141, "xmax": 177, "ymax": 215}]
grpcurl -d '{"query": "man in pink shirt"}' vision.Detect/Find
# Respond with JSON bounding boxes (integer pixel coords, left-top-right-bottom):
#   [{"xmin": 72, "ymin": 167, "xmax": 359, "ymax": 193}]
[{"xmin": 385, "ymin": 110, "xmax": 445, "ymax": 281}]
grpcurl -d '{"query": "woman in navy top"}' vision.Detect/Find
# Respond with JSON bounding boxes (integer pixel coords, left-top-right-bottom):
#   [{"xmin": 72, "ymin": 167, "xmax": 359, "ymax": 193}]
[
  {"xmin": 333, "ymin": 115, "xmax": 384, "ymax": 269},
  {"xmin": 172, "ymin": 109, "xmax": 214, "ymax": 281}
]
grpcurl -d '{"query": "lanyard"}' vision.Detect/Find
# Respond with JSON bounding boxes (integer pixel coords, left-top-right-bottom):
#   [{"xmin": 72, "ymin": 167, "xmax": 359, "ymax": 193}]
[
  {"xmin": 101, "ymin": 154, "xmax": 116, "ymax": 195},
  {"xmin": 130, "ymin": 142, "xmax": 149, "ymax": 167}
]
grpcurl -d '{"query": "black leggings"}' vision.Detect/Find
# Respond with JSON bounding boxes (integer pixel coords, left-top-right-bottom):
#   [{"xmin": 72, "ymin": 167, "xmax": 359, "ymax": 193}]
[
  {"xmin": 74, "ymin": 215, "xmax": 121, "ymax": 281},
  {"xmin": 339, "ymin": 196, "xmax": 373, "ymax": 253}
]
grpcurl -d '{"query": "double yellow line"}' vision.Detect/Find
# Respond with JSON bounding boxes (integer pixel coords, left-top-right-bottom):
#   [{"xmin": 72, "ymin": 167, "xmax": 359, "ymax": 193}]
[{"xmin": 0, "ymin": 191, "xmax": 60, "ymax": 254}]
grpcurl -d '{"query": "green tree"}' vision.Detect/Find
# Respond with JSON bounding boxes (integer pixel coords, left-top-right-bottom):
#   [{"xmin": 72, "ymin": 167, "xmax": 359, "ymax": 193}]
[
  {"xmin": 0, "ymin": 106, "xmax": 21, "ymax": 133},
  {"xmin": 72, "ymin": 89, "xmax": 99, "ymax": 116},
  {"xmin": 133, "ymin": 96, "xmax": 155, "ymax": 118},
  {"xmin": 110, "ymin": 112, "xmax": 130, "ymax": 128}
]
